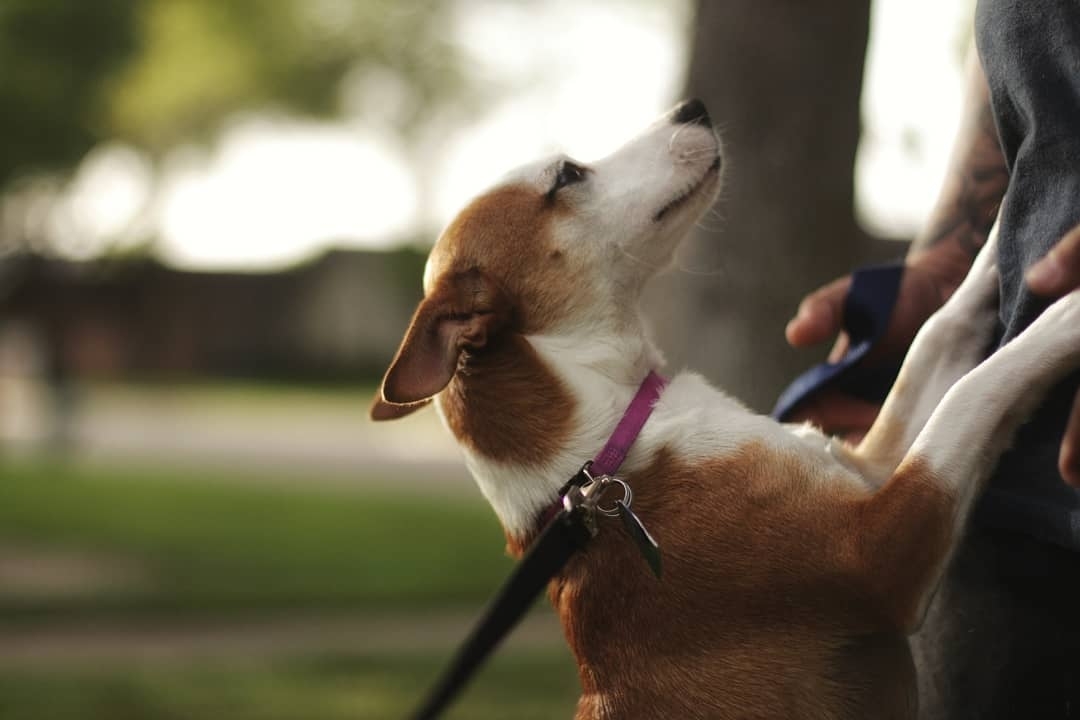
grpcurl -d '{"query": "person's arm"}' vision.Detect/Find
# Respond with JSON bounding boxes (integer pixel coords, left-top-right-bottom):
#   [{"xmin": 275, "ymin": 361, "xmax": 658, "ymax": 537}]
[
  {"xmin": 906, "ymin": 50, "xmax": 1009, "ymax": 291},
  {"xmin": 784, "ymin": 52, "xmax": 1008, "ymax": 437}
]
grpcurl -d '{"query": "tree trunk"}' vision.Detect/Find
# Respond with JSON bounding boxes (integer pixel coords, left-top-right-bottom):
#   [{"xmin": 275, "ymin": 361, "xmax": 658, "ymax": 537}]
[{"xmin": 646, "ymin": 0, "xmax": 877, "ymax": 412}]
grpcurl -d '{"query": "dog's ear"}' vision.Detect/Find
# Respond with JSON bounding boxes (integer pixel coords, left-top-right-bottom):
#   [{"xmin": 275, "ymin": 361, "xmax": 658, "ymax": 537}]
[
  {"xmin": 369, "ymin": 395, "xmax": 431, "ymax": 421},
  {"xmin": 369, "ymin": 269, "xmax": 509, "ymax": 422}
]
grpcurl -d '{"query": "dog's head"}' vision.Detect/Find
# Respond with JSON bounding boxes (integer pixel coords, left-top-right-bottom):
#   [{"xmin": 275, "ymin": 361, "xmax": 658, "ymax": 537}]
[{"xmin": 371, "ymin": 100, "xmax": 722, "ymax": 420}]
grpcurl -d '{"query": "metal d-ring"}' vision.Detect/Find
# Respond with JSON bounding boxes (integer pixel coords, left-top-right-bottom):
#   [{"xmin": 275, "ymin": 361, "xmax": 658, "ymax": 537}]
[{"xmin": 592, "ymin": 477, "xmax": 633, "ymax": 518}]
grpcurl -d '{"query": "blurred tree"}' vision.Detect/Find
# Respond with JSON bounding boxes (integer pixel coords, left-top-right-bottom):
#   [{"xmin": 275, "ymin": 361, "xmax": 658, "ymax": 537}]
[
  {"xmin": 0, "ymin": 0, "xmax": 470, "ymax": 442},
  {"xmin": 103, "ymin": 0, "xmax": 462, "ymax": 152},
  {"xmin": 0, "ymin": 0, "xmax": 139, "ymax": 188},
  {"xmin": 0, "ymin": 0, "xmax": 464, "ymax": 253},
  {"xmin": 647, "ymin": 0, "xmax": 894, "ymax": 411}
]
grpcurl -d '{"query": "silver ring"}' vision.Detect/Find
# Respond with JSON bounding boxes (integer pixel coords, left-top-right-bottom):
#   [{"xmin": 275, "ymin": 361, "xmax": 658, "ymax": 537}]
[{"xmin": 594, "ymin": 477, "xmax": 632, "ymax": 517}]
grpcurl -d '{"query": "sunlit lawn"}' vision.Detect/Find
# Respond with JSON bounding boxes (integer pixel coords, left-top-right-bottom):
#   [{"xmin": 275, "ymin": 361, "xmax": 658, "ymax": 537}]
[
  {"xmin": 0, "ymin": 459, "xmax": 508, "ymax": 619},
  {"xmin": 0, "ymin": 652, "xmax": 580, "ymax": 720},
  {"xmin": 0, "ymin": 459, "xmax": 580, "ymax": 718}
]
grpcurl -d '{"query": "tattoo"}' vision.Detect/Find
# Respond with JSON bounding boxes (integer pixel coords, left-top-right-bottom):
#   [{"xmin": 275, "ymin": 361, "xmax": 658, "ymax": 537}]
[{"xmin": 915, "ymin": 96, "xmax": 1009, "ymax": 260}]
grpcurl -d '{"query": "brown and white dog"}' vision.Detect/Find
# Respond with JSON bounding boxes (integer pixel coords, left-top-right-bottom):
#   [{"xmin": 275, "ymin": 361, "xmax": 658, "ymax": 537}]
[{"xmin": 371, "ymin": 100, "xmax": 1080, "ymax": 718}]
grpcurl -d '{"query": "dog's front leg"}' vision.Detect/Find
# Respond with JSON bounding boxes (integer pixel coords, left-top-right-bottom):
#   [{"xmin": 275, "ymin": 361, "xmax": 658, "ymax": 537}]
[
  {"xmin": 852, "ymin": 227, "xmax": 1001, "ymax": 482},
  {"xmin": 855, "ymin": 282, "xmax": 1080, "ymax": 632}
]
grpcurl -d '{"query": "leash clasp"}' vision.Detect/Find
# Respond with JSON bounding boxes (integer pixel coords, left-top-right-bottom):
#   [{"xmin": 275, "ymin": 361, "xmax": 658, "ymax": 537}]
[
  {"xmin": 561, "ymin": 477, "xmax": 599, "ymax": 539},
  {"xmin": 561, "ymin": 463, "xmax": 662, "ymax": 579},
  {"xmin": 568, "ymin": 462, "xmax": 633, "ymax": 517}
]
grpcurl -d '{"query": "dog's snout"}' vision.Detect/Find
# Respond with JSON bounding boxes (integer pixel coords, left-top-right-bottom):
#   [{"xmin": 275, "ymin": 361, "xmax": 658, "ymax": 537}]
[{"xmin": 672, "ymin": 99, "xmax": 712, "ymax": 128}]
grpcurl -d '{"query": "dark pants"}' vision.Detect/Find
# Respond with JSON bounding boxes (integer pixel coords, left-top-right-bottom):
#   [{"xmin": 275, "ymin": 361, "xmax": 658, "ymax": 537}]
[{"xmin": 912, "ymin": 526, "xmax": 1080, "ymax": 719}]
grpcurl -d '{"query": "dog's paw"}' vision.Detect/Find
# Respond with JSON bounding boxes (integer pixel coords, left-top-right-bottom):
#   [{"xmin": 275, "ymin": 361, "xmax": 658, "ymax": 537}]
[
  {"xmin": 924, "ymin": 230, "xmax": 1001, "ymax": 366},
  {"xmin": 942, "ymin": 226, "xmax": 1000, "ymax": 318},
  {"xmin": 1028, "ymin": 288, "xmax": 1080, "ymax": 359}
]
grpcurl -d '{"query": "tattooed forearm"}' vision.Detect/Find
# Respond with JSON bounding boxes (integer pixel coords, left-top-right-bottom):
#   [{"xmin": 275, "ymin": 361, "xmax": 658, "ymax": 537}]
[{"xmin": 910, "ymin": 57, "xmax": 1008, "ymax": 262}]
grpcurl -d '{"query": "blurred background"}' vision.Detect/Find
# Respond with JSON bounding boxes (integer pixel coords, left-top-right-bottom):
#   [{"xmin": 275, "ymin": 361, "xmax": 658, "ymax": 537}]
[{"xmin": 0, "ymin": 0, "xmax": 972, "ymax": 717}]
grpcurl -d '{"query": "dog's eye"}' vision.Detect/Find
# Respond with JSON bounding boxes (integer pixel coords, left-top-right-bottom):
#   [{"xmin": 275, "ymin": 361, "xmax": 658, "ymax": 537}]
[
  {"xmin": 556, "ymin": 161, "xmax": 586, "ymax": 188},
  {"xmin": 550, "ymin": 161, "xmax": 588, "ymax": 197}
]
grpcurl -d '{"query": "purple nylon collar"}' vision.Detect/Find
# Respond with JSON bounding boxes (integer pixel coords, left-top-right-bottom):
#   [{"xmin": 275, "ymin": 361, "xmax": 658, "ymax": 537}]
[
  {"xmin": 590, "ymin": 370, "xmax": 667, "ymax": 477},
  {"xmin": 528, "ymin": 370, "xmax": 667, "ymax": 541}
]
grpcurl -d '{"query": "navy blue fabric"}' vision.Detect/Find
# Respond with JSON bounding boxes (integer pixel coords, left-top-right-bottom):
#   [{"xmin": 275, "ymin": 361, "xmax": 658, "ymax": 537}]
[
  {"xmin": 772, "ymin": 263, "xmax": 904, "ymax": 422},
  {"xmin": 975, "ymin": 0, "xmax": 1080, "ymax": 551}
]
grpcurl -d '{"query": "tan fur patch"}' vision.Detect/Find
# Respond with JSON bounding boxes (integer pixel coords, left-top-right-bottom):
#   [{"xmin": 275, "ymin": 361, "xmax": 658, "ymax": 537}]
[
  {"xmin": 427, "ymin": 183, "xmax": 589, "ymax": 335},
  {"xmin": 440, "ymin": 334, "xmax": 575, "ymax": 467},
  {"xmin": 425, "ymin": 184, "xmax": 581, "ymax": 465},
  {"xmin": 850, "ymin": 456, "xmax": 956, "ymax": 632},
  {"xmin": 545, "ymin": 444, "xmax": 921, "ymax": 720}
]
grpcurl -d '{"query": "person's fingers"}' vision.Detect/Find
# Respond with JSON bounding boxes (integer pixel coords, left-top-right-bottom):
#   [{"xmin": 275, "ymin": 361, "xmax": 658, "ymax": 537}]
[
  {"xmin": 1060, "ymin": 390, "xmax": 1080, "ymax": 488},
  {"xmin": 786, "ymin": 275, "xmax": 852, "ymax": 348},
  {"xmin": 786, "ymin": 389, "xmax": 881, "ymax": 438},
  {"xmin": 827, "ymin": 332, "xmax": 851, "ymax": 364},
  {"xmin": 1026, "ymin": 224, "xmax": 1080, "ymax": 297}
]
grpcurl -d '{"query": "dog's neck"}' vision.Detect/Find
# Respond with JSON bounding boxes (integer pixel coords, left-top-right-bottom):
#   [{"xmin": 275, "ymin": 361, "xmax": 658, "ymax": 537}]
[{"xmin": 435, "ymin": 320, "xmax": 662, "ymax": 548}]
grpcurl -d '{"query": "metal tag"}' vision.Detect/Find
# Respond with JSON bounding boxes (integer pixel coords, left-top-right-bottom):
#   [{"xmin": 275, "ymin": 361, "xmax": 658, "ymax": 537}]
[{"xmin": 615, "ymin": 499, "xmax": 662, "ymax": 579}]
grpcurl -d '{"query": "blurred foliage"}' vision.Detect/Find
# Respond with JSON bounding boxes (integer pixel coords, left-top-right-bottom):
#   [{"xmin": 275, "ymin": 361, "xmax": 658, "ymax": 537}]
[
  {"xmin": 104, "ymin": 0, "xmax": 462, "ymax": 150},
  {"xmin": 374, "ymin": 244, "xmax": 428, "ymax": 302},
  {"xmin": 0, "ymin": 0, "xmax": 138, "ymax": 188},
  {"xmin": 0, "ymin": 0, "xmax": 463, "ymax": 187}
]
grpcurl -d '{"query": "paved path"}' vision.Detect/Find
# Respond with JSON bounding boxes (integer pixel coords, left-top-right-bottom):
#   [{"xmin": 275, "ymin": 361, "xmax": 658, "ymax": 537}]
[
  {"xmin": 0, "ymin": 611, "xmax": 564, "ymax": 666},
  {"xmin": 3, "ymin": 381, "xmax": 476, "ymax": 493}
]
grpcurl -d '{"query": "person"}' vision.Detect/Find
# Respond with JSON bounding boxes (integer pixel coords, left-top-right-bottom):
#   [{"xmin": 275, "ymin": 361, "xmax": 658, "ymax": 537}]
[{"xmin": 783, "ymin": 3, "xmax": 1080, "ymax": 718}]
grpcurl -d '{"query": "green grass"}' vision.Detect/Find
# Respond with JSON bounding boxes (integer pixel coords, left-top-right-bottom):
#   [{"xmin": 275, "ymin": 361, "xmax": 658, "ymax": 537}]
[
  {"xmin": 0, "ymin": 441, "xmax": 582, "ymax": 718},
  {"xmin": 0, "ymin": 651, "xmax": 580, "ymax": 720},
  {"xmin": 0, "ymin": 459, "xmax": 511, "ymax": 619}
]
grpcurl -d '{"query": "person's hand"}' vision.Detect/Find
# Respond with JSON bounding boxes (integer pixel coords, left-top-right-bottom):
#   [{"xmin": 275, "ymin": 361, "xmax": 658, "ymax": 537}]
[
  {"xmin": 1025, "ymin": 224, "xmax": 1080, "ymax": 487},
  {"xmin": 784, "ymin": 247, "xmax": 969, "ymax": 442}
]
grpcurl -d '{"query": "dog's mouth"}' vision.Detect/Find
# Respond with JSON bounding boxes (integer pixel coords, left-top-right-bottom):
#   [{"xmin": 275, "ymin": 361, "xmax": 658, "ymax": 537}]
[{"xmin": 652, "ymin": 155, "xmax": 722, "ymax": 223}]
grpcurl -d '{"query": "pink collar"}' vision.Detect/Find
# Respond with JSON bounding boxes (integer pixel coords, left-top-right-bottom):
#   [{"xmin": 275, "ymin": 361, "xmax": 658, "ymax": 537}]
[
  {"xmin": 527, "ymin": 371, "xmax": 667, "ymax": 541},
  {"xmin": 589, "ymin": 370, "xmax": 668, "ymax": 477}
]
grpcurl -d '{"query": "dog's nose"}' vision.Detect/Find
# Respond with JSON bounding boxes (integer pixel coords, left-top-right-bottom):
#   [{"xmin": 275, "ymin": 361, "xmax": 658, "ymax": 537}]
[{"xmin": 672, "ymin": 99, "xmax": 712, "ymax": 127}]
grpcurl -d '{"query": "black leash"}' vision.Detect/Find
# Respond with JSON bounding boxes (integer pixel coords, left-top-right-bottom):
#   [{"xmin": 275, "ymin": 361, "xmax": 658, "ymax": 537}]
[
  {"xmin": 409, "ymin": 503, "xmax": 592, "ymax": 720},
  {"xmin": 408, "ymin": 464, "xmax": 661, "ymax": 720}
]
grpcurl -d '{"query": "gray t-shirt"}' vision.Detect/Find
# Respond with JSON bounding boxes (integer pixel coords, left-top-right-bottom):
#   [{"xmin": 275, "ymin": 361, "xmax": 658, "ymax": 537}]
[{"xmin": 974, "ymin": 0, "xmax": 1080, "ymax": 549}]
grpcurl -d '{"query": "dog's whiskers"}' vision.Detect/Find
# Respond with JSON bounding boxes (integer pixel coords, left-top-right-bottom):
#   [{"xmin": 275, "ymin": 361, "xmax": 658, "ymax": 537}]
[
  {"xmin": 615, "ymin": 244, "xmax": 664, "ymax": 272},
  {"xmin": 694, "ymin": 206, "xmax": 726, "ymax": 233},
  {"xmin": 673, "ymin": 262, "xmax": 725, "ymax": 277},
  {"xmin": 673, "ymin": 243, "xmax": 727, "ymax": 277},
  {"xmin": 667, "ymin": 122, "xmax": 688, "ymax": 152}
]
